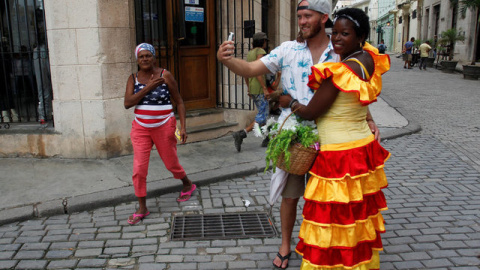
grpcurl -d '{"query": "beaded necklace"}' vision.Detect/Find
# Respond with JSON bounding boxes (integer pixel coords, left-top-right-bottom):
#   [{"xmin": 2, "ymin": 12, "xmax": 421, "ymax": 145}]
[{"xmin": 342, "ymin": 50, "xmax": 364, "ymax": 62}]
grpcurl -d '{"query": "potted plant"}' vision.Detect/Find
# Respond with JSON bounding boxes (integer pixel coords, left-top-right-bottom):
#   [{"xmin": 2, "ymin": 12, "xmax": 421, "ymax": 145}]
[
  {"xmin": 459, "ymin": 0, "xmax": 480, "ymax": 80},
  {"xmin": 439, "ymin": 28, "xmax": 465, "ymax": 73},
  {"xmin": 413, "ymin": 39, "xmax": 422, "ymax": 50}
]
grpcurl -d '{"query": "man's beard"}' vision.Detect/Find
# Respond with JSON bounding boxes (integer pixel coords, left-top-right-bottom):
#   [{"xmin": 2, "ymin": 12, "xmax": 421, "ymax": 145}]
[{"xmin": 297, "ymin": 21, "xmax": 322, "ymax": 42}]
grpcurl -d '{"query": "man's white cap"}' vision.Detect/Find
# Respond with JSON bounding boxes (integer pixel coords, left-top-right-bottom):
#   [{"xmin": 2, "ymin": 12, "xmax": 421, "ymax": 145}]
[{"xmin": 297, "ymin": 0, "xmax": 333, "ymax": 28}]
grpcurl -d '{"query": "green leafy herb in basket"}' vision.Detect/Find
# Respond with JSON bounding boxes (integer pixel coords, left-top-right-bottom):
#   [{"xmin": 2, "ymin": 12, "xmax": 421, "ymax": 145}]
[{"xmin": 253, "ymin": 115, "xmax": 318, "ymax": 172}]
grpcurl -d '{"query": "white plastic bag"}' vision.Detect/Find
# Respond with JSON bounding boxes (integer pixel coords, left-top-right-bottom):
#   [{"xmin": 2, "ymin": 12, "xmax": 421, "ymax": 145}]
[{"xmin": 269, "ymin": 167, "xmax": 289, "ymax": 205}]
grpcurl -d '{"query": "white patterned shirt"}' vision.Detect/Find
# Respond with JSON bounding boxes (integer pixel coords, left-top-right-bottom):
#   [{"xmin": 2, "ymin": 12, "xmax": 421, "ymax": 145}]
[{"xmin": 261, "ymin": 39, "xmax": 339, "ymax": 122}]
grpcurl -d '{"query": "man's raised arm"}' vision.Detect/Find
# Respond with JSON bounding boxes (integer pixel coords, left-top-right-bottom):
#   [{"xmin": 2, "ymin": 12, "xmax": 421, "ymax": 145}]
[{"xmin": 217, "ymin": 40, "xmax": 271, "ymax": 78}]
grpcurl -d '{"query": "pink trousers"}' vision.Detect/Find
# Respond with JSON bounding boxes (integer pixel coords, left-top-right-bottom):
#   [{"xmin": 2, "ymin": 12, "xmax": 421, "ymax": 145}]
[{"xmin": 130, "ymin": 118, "xmax": 186, "ymax": 197}]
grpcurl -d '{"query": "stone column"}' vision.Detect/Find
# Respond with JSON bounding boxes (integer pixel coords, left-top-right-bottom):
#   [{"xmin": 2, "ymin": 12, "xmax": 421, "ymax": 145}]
[{"xmin": 44, "ymin": 0, "xmax": 136, "ymax": 158}]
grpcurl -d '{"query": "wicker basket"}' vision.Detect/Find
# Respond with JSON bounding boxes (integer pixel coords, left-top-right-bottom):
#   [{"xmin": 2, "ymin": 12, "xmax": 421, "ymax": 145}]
[
  {"xmin": 275, "ymin": 109, "xmax": 318, "ymax": 175},
  {"xmin": 277, "ymin": 143, "xmax": 318, "ymax": 175}
]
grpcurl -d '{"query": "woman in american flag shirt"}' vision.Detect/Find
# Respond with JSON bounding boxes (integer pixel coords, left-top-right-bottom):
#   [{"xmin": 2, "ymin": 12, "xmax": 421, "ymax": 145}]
[{"xmin": 124, "ymin": 43, "xmax": 196, "ymax": 225}]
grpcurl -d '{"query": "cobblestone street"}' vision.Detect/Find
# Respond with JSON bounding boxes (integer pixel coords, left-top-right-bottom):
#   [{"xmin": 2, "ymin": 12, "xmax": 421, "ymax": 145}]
[{"xmin": 0, "ymin": 56, "xmax": 479, "ymax": 269}]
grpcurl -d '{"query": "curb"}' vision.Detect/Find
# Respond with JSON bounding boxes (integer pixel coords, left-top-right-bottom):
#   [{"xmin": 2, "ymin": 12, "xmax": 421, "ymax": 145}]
[
  {"xmin": 380, "ymin": 93, "xmax": 422, "ymax": 141},
  {"xmin": 0, "ymin": 161, "xmax": 266, "ymax": 226}
]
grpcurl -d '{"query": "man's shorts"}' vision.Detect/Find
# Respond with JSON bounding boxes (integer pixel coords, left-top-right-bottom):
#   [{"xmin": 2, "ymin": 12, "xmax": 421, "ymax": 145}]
[
  {"xmin": 403, "ymin": 53, "xmax": 412, "ymax": 61},
  {"xmin": 252, "ymin": 94, "xmax": 268, "ymax": 125},
  {"xmin": 281, "ymin": 173, "xmax": 306, "ymax": 199}
]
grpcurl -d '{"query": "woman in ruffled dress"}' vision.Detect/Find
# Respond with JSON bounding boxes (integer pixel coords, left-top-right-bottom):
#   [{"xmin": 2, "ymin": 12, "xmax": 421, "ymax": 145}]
[{"xmin": 279, "ymin": 8, "xmax": 391, "ymax": 269}]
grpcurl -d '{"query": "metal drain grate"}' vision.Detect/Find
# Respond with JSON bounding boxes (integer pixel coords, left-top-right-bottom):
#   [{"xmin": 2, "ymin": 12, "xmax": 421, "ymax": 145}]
[{"xmin": 171, "ymin": 212, "xmax": 277, "ymax": 241}]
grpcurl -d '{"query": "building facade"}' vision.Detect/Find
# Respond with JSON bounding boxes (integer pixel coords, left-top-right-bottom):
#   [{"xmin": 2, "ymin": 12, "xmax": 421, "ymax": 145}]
[
  {"xmin": 366, "ymin": 0, "xmax": 479, "ymax": 63},
  {"xmin": 0, "ymin": 0, "xmax": 299, "ymax": 158}
]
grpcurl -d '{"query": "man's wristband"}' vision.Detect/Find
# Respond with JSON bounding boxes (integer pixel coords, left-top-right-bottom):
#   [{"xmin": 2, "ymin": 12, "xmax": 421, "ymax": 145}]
[{"xmin": 289, "ymin": 99, "xmax": 298, "ymax": 108}]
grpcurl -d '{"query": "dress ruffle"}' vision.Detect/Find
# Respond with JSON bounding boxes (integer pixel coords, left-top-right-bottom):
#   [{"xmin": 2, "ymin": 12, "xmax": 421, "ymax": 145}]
[
  {"xmin": 307, "ymin": 43, "xmax": 391, "ymax": 105},
  {"xmin": 302, "ymin": 191, "xmax": 388, "ymax": 226},
  {"xmin": 299, "ymin": 251, "xmax": 380, "ymax": 270},
  {"xmin": 298, "ymin": 136, "xmax": 389, "ymax": 269},
  {"xmin": 297, "ymin": 235, "xmax": 383, "ymax": 269},
  {"xmin": 310, "ymin": 137, "xmax": 391, "ymax": 180},
  {"xmin": 299, "ymin": 213, "xmax": 385, "ymax": 248},
  {"xmin": 305, "ymin": 168, "xmax": 388, "ymax": 203},
  {"xmin": 305, "ymin": 138, "xmax": 390, "ymax": 204}
]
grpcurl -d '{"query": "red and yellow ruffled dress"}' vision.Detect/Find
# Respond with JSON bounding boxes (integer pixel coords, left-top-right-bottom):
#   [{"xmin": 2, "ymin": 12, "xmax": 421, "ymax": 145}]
[{"xmin": 296, "ymin": 43, "xmax": 391, "ymax": 270}]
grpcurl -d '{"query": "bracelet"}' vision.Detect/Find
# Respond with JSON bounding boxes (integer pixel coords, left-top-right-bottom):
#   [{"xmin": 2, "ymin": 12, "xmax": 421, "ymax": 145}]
[
  {"xmin": 366, "ymin": 119, "xmax": 374, "ymax": 122},
  {"xmin": 290, "ymin": 101, "xmax": 299, "ymax": 110},
  {"xmin": 288, "ymin": 98, "xmax": 298, "ymax": 108}
]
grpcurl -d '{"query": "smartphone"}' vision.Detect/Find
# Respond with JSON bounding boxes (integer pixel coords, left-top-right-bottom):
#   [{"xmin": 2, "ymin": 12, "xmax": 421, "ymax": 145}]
[{"xmin": 227, "ymin": 32, "xmax": 235, "ymax": 41}]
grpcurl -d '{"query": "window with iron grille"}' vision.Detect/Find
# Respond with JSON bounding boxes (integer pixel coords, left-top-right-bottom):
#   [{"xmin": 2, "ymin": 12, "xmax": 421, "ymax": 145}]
[
  {"xmin": 0, "ymin": 0, "xmax": 52, "ymax": 125},
  {"xmin": 216, "ymin": 0, "xmax": 265, "ymax": 110}
]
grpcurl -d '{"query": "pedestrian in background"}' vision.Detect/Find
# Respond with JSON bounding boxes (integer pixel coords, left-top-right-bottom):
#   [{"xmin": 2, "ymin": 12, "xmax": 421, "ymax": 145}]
[
  {"xmin": 231, "ymin": 32, "xmax": 270, "ymax": 152},
  {"xmin": 124, "ymin": 43, "xmax": 196, "ymax": 225},
  {"xmin": 418, "ymin": 40, "xmax": 431, "ymax": 70},
  {"xmin": 279, "ymin": 7, "xmax": 390, "ymax": 269},
  {"xmin": 403, "ymin": 37, "xmax": 415, "ymax": 69},
  {"xmin": 377, "ymin": 39, "xmax": 386, "ymax": 54},
  {"xmin": 266, "ymin": 71, "xmax": 283, "ymax": 116},
  {"xmin": 218, "ymin": 1, "xmax": 380, "ymax": 268}
]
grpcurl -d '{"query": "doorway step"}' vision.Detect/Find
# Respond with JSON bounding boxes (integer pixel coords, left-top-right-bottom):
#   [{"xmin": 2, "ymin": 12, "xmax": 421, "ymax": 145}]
[{"xmin": 178, "ymin": 108, "xmax": 238, "ymax": 143}]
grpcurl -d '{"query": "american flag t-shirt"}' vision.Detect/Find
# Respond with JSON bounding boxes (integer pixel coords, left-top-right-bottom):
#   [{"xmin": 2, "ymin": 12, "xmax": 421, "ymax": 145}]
[{"xmin": 133, "ymin": 73, "xmax": 174, "ymax": 128}]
